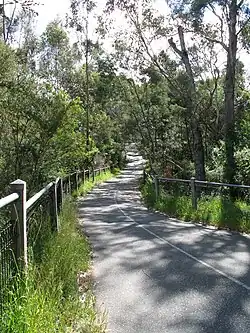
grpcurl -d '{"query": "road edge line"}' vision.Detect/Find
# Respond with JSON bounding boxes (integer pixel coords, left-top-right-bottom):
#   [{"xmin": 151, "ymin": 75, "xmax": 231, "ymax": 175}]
[{"xmin": 115, "ymin": 190, "xmax": 250, "ymax": 292}]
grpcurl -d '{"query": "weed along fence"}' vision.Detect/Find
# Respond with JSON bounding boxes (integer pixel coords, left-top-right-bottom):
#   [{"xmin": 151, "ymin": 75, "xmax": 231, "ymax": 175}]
[
  {"xmin": 143, "ymin": 170, "xmax": 250, "ymax": 210},
  {"xmin": 0, "ymin": 166, "xmax": 110, "ymax": 314}
]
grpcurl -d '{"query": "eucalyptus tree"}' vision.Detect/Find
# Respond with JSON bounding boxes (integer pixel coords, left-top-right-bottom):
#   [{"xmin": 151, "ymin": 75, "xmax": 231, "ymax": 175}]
[
  {"xmin": 126, "ymin": 75, "xmax": 186, "ymax": 175},
  {"xmin": 168, "ymin": 26, "xmax": 206, "ymax": 180},
  {"xmin": 69, "ymin": 0, "xmax": 97, "ymax": 152},
  {"xmin": 0, "ymin": 0, "xmax": 38, "ymax": 43},
  {"xmin": 100, "ymin": 0, "xmax": 223, "ymax": 179},
  {"xmin": 38, "ymin": 21, "xmax": 75, "ymax": 89},
  {"xmin": 0, "ymin": 41, "xmax": 80, "ymax": 192},
  {"xmin": 169, "ymin": 0, "xmax": 250, "ymax": 186}
]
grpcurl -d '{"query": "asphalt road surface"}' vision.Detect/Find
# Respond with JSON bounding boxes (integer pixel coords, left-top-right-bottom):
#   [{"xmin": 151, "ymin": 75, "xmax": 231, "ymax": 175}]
[{"xmin": 78, "ymin": 152, "xmax": 250, "ymax": 333}]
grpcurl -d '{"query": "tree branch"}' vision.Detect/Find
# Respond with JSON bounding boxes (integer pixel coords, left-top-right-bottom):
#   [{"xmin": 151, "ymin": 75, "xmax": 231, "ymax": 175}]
[
  {"xmin": 208, "ymin": 3, "xmax": 225, "ymax": 46},
  {"xmin": 201, "ymin": 35, "xmax": 228, "ymax": 51},
  {"xmin": 6, "ymin": 0, "xmax": 17, "ymax": 42},
  {"xmin": 127, "ymin": 10, "xmax": 183, "ymax": 94},
  {"xmin": 237, "ymin": 0, "xmax": 244, "ymax": 9},
  {"xmin": 168, "ymin": 37, "xmax": 182, "ymax": 57},
  {"xmin": 237, "ymin": 16, "xmax": 250, "ymax": 36},
  {"xmin": 186, "ymin": 27, "xmax": 228, "ymax": 51}
]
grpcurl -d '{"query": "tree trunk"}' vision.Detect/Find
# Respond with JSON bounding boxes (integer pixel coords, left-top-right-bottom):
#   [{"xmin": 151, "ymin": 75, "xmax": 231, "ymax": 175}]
[
  {"xmin": 85, "ymin": 0, "xmax": 90, "ymax": 153},
  {"xmin": 169, "ymin": 26, "xmax": 206, "ymax": 180},
  {"xmin": 192, "ymin": 121, "xmax": 206, "ymax": 180},
  {"xmin": 224, "ymin": 1, "xmax": 237, "ymax": 187},
  {"xmin": 2, "ymin": 0, "xmax": 6, "ymax": 42}
]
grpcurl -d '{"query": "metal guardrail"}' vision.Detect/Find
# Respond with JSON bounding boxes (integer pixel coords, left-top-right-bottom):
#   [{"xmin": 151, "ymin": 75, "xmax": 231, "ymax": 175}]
[
  {"xmin": 195, "ymin": 180, "xmax": 250, "ymax": 189},
  {"xmin": 157, "ymin": 177, "xmax": 250, "ymax": 189},
  {"xmin": 159, "ymin": 177, "xmax": 190, "ymax": 184},
  {"xmin": 143, "ymin": 169, "xmax": 250, "ymax": 210}
]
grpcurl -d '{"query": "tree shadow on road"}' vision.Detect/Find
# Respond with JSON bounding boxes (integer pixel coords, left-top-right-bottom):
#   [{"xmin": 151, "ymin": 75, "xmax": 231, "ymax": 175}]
[{"xmin": 77, "ymin": 167, "xmax": 250, "ymax": 333}]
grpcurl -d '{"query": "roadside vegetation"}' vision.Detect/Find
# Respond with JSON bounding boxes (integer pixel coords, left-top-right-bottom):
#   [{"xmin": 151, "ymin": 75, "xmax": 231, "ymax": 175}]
[
  {"xmin": 2, "ymin": 0, "xmax": 250, "ymax": 329},
  {"xmin": 75, "ymin": 168, "xmax": 120, "ymax": 197},
  {"xmin": 0, "ymin": 169, "xmax": 119, "ymax": 333},
  {"xmin": 2, "ymin": 1, "xmax": 250, "ymax": 208},
  {"xmin": 141, "ymin": 180, "xmax": 250, "ymax": 234}
]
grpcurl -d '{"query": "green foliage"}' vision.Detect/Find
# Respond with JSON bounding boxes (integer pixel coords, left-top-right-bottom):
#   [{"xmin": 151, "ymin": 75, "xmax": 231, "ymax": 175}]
[
  {"xmin": 75, "ymin": 169, "xmax": 119, "ymax": 197},
  {"xmin": 0, "ymin": 25, "xmax": 125, "ymax": 194},
  {"xmin": 1, "ymin": 198, "xmax": 106, "ymax": 333},
  {"xmin": 0, "ymin": 42, "xmax": 17, "ymax": 83},
  {"xmin": 141, "ymin": 180, "xmax": 250, "ymax": 233},
  {"xmin": 0, "ymin": 70, "xmax": 89, "ymax": 192}
]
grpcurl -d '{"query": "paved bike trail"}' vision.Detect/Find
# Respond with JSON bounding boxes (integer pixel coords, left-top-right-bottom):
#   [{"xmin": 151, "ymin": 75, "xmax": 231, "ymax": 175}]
[{"xmin": 78, "ymin": 153, "xmax": 250, "ymax": 333}]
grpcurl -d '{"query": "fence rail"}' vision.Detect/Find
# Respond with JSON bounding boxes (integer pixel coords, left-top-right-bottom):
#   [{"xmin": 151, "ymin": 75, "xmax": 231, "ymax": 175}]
[
  {"xmin": 0, "ymin": 165, "xmax": 110, "ymax": 314},
  {"xmin": 0, "ymin": 193, "xmax": 19, "ymax": 209},
  {"xmin": 143, "ymin": 170, "xmax": 250, "ymax": 210}
]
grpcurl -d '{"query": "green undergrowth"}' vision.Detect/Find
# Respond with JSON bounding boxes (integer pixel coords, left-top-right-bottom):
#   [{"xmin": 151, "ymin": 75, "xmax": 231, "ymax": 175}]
[
  {"xmin": 141, "ymin": 180, "xmax": 250, "ymax": 233},
  {"xmin": 1, "ymin": 168, "xmax": 118, "ymax": 332},
  {"xmin": 1, "ymin": 197, "xmax": 106, "ymax": 333},
  {"xmin": 75, "ymin": 168, "xmax": 120, "ymax": 197}
]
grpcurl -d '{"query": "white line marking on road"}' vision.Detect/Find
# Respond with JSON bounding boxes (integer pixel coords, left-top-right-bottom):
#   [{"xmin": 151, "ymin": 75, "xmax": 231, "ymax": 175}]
[{"xmin": 114, "ymin": 190, "xmax": 250, "ymax": 292}]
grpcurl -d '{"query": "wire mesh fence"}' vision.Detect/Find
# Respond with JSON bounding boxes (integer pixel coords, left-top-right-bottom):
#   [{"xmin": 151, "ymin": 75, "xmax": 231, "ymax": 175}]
[
  {"xmin": 0, "ymin": 166, "xmax": 110, "ymax": 315},
  {"xmin": 26, "ymin": 186, "xmax": 55, "ymax": 263},
  {"xmin": 0, "ymin": 204, "xmax": 17, "ymax": 316}
]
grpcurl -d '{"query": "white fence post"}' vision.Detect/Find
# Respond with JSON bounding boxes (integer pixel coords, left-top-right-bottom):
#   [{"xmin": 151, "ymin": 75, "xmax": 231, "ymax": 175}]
[
  {"xmin": 10, "ymin": 180, "xmax": 28, "ymax": 268},
  {"xmin": 51, "ymin": 183, "xmax": 59, "ymax": 232}
]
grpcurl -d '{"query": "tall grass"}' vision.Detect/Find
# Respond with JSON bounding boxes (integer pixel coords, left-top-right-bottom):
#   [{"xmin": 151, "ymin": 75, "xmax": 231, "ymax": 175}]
[
  {"xmin": 141, "ymin": 180, "xmax": 250, "ymax": 233},
  {"xmin": 0, "ymin": 168, "xmax": 118, "ymax": 333}
]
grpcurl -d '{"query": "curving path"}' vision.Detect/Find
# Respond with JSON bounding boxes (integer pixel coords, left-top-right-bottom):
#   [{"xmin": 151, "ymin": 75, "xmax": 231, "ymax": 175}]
[{"xmin": 78, "ymin": 152, "xmax": 250, "ymax": 333}]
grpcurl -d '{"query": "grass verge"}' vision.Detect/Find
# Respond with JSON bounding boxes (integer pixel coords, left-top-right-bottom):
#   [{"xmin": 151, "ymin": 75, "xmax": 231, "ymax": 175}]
[
  {"xmin": 0, "ymin": 168, "xmax": 119, "ymax": 333},
  {"xmin": 75, "ymin": 168, "xmax": 119, "ymax": 197},
  {"xmin": 141, "ymin": 180, "xmax": 250, "ymax": 233}
]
